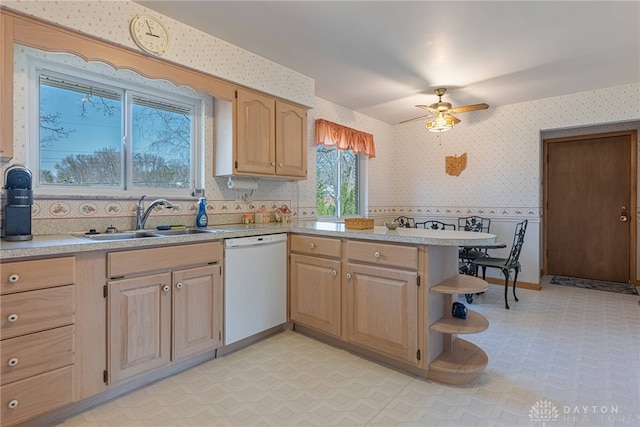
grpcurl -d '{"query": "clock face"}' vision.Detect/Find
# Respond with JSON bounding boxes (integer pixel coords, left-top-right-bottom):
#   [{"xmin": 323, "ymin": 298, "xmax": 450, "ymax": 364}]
[{"xmin": 130, "ymin": 15, "xmax": 170, "ymax": 55}]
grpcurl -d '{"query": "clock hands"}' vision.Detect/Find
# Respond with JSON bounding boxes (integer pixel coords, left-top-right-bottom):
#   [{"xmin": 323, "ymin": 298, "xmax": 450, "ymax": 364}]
[{"xmin": 144, "ymin": 19, "xmax": 160, "ymax": 38}]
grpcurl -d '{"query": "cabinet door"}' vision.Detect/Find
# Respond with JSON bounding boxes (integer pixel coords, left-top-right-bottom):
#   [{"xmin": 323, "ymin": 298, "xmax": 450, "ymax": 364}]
[
  {"xmin": 275, "ymin": 101, "xmax": 307, "ymax": 178},
  {"xmin": 108, "ymin": 273, "xmax": 171, "ymax": 383},
  {"xmin": 172, "ymin": 264, "xmax": 222, "ymax": 360},
  {"xmin": 236, "ymin": 89, "xmax": 276, "ymax": 175},
  {"xmin": 290, "ymin": 254, "xmax": 341, "ymax": 337},
  {"xmin": 346, "ymin": 263, "xmax": 419, "ymax": 365}
]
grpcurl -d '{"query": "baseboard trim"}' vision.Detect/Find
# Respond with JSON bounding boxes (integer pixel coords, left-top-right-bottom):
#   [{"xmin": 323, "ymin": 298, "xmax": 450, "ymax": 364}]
[{"xmin": 484, "ymin": 277, "xmax": 541, "ymax": 291}]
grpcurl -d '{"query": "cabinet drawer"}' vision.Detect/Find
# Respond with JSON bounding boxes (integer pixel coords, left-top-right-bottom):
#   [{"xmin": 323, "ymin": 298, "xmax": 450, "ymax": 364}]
[
  {"xmin": 291, "ymin": 234, "xmax": 341, "ymax": 258},
  {"xmin": 0, "ymin": 286, "xmax": 74, "ymax": 340},
  {"xmin": 1, "ymin": 325, "xmax": 74, "ymax": 385},
  {"xmin": 347, "ymin": 240, "xmax": 418, "ymax": 270},
  {"xmin": 1, "ymin": 257, "xmax": 75, "ymax": 295},
  {"xmin": 108, "ymin": 241, "xmax": 222, "ymax": 278},
  {"xmin": 1, "ymin": 366, "xmax": 72, "ymax": 427}
]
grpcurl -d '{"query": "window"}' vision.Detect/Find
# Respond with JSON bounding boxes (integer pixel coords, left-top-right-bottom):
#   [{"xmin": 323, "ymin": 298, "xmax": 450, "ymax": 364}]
[
  {"xmin": 32, "ymin": 63, "xmax": 201, "ymax": 195},
  {"xmin": 316, "ymin": 145, "xmax": 360, "ymax": 217}
]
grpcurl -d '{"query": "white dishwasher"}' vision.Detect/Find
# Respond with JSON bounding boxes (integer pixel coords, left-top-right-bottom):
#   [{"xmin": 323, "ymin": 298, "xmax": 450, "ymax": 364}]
[{"xmin": 224, "ymin": 233, "xmax": 287, "ymax": 345}]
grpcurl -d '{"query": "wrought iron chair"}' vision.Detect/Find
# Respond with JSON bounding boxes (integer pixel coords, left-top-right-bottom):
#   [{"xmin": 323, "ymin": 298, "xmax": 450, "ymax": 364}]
[
  {"xmin": 458, "ymin": 216, "xmax": 492, "ymax": 272},
  {"xmin": 394, "ymin": 216, "xmax": 416, "ymax": 228},
  {"xmin": 471, "ymin": 219, "xmax": 528, "ymax": 309},
  {"xmin": 458, "ymin": 216, "xmax": 491, "ymax": 233},
  {"xmin": 415, "ymin": 220, "xmax": 456, "ymax": 230}
]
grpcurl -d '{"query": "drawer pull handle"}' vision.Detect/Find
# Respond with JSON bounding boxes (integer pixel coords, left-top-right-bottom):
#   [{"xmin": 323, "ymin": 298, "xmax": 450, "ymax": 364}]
[
  {"xmin": 7, "ymin": 314, "xmax": 18, "ymax": 322},
  {"xmin": 176, "ymin": 282, "xmax": 183, "ymax": 289},
  {"xmin": 346, "ymin": 273, "xmax": 352, "ymax": 279},
  {"xmin": 374, "ymin": 251, "xmax": 381, "ymax": 258},
  {"xmin": 162, "ymin": 285, "xmax": 170, "ymax": 293},
  {"xmin": 8, "ymin": 274, "xmax": 19, "ymax": 283},
  {"xmin": 331, "ymin": 270, "xmax": 337, "ymax": 276},
  {"xmin": 8, "ymin": 357, "xmax": 18, "ymax": 367},
  {"xmin": 309, "ymin": 243, "xmax": 315, "ymax": 249},
  {"xmin": 8, "ymin": 400, "xmax": 18, "ymax": 409}
]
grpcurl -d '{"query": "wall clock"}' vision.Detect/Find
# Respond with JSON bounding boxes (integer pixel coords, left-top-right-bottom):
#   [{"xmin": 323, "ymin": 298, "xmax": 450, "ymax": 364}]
[{"xmin": 129, "ymin": 15, "xmax": 170, "ymax": 56}]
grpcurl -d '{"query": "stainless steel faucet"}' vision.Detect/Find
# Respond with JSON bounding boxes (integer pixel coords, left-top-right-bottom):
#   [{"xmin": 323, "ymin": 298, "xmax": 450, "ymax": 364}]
[{"xmin": 136, "ymin": 195, "xmax": 174, "ymax": 230}]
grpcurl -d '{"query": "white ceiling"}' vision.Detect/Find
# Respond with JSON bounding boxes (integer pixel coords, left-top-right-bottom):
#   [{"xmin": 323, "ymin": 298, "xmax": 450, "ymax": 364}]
[{"xmin": 135, "ymin": 1, "xmax": 640, "ymax": 125}]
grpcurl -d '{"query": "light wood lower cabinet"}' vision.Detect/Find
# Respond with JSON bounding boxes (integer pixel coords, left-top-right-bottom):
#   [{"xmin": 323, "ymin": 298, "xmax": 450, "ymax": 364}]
[
  {"xmin": 345, "ymin": 263, "xmax": 419, "ymax": 365},
  {"xmin": 290, "ymin": 235, "xmax": 424, "ymax": 369},
  {"xmin": 0, "ymin": 256, "xmax": 75, "ymax": 427},
  {"xmin": 107, "ymin": 272, "xmax": 172, "ymax": 384},
  {"xmin": 106, "ymin": 242, "xmax": 223, "ymax": 385},
  {"xmin": 290, "ymin": 254, "xmax": 341, "ymax": 337},
  {"xmin": 172, "ymin": 265, "xmax": 223, "ymax": 360},
  {"xmin": 289, "ymin": 235, "xmax": 342, "ymax": 337},
  {"xmin": 0, "ymin": 366, "xmax": 72, "ymax": 427}
]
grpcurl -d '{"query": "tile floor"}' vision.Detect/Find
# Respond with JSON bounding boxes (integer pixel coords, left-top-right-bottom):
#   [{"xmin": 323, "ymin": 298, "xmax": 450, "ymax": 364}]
[{"xmin": 59, "ymin": 277, "xmax": 640, "ymax": 426}]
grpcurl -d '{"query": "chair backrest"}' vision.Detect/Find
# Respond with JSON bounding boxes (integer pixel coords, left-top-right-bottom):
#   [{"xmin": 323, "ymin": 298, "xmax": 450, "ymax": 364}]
[
  {"xmin": 458, "ymin": 216, "xmax": 491, "ymax": 233},
  {"xmin": 394, "ymin": 216, "xmax": 416, "ymax": 228},
  {"xmin": 506, "ymin": 220, "xmax": 528, "ymax": 266},
  {"xmin": 416, "ymin": 220, "xmax": 456, "ymax": 230}
]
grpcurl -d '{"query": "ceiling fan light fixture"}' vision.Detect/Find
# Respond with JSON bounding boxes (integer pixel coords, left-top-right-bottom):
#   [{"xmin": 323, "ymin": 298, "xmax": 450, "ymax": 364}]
[{"xmin": 426, "ymin": 115, "xmax": 454, "ymax": 132}]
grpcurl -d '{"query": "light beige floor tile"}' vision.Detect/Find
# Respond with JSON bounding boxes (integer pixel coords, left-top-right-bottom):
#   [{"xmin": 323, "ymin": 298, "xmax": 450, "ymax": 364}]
[{"xmin": 59, "ymin": 279, "xmax": 640, "ymax": 426}]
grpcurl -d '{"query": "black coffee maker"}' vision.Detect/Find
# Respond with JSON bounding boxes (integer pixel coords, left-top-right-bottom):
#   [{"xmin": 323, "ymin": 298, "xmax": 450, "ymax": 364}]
[{"xmin": 3, "ymin": 165, "xmax": 33, "ymax": 241}]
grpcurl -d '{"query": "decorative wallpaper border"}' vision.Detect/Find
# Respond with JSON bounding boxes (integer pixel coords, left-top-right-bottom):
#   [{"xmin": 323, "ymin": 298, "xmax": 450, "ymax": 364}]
[
  {"xmin": 368, "ymin": 206, "xmax": 541, "ymax": 219},
  {"xmin": 30, "ymin": 198, "xmax": 295, "ymax": 221}
]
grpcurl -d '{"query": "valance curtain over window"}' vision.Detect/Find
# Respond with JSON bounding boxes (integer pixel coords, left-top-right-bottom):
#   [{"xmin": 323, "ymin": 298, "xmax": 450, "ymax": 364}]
[{"xmin": 315, "ymin": 119, "xmax": 375, "ymax": 158}]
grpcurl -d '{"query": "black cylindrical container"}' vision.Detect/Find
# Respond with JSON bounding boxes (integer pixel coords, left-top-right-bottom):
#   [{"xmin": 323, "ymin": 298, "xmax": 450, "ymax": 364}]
[{"xmin": 3, "ymin": 165, "xmax": 33, "ymax": 241}]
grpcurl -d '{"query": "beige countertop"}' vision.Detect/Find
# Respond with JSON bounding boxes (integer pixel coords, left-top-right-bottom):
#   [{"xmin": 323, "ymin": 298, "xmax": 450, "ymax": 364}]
[{"xmin": 0, "ymin": 221, "xmax": 497, "ymax": 260}]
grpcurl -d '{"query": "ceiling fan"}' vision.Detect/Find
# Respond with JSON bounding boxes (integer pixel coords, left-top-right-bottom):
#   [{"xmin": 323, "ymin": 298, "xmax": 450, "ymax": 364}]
[{"xmin": 400, "ymin": 88, "xmax": 489, "ymax": 131}]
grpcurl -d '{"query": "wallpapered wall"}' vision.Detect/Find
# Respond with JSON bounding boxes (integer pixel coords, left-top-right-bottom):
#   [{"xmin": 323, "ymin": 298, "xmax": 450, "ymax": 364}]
[
  {"xmin": 3, "ymin": 0, "xmax": 317, "ymax": 233},
  {"xmin": 389, "ymin": 84, "xmax": 639, "ymax": 284},
  {"xmin": 3, "ymin": 1, "xmax": 640, "ymax": 284}
]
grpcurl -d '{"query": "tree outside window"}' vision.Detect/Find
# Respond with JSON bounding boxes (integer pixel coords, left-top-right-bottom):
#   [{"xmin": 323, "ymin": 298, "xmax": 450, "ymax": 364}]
[
  {"xmin": 37, "ymin": 71, "xmax": 196, "ymax": 192},
  {"xmin": 316, "ymin": 145, "xmax": 360, "ymax": 217}
]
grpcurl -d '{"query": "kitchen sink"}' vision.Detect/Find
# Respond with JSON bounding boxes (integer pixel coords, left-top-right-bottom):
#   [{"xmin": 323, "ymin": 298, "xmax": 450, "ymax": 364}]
[
  {"xmin": 77, "ymin": 231, "xmax": 160, "ymax": 240},
  {"xmin": 74, "ymin": 227, "xmax": 223, "ymax": 240},
  {"xmin": 151, "ymin": 228, "xmax": 222, "ymax": 236}
]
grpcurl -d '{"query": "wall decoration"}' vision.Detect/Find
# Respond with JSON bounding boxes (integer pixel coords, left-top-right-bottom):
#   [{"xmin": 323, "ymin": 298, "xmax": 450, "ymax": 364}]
[{"xmin": 445, "ymin": 152, "xmax": 467, "ymax": 176}]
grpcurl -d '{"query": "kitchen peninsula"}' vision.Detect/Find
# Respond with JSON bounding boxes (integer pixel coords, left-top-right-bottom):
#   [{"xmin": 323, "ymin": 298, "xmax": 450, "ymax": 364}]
[{"xmin": 0, "ymin": 222, "xmax": 495, "ymax": 426}]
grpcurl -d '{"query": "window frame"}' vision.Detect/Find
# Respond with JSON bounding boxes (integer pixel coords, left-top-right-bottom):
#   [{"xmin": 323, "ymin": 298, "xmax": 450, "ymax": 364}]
[
  {"xmin": 316, "ymin": 145, "xmax": 365, "ymax": 220},
  {"xmin": 27, "ymin": 55, "xmax": 204, "ymax": 198}
]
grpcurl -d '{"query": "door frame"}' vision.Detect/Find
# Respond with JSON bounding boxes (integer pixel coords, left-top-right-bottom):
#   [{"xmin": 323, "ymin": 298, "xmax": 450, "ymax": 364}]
[{"xmin": 542, "ymin": 130, "xmax": 637, "ymax": 283}]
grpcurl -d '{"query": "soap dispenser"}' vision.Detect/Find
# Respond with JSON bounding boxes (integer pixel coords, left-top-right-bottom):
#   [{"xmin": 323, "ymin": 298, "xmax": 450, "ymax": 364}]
[{"xmin": 196, "ymin": 197, "xmax": 208, "ymax": 228}]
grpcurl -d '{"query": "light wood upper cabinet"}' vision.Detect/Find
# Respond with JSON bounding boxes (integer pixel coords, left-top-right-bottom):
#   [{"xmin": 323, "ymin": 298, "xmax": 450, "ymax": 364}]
[
  {"xmin": 236, "ymin": 89, "xmax": 276, "ymax": 175},
  {"xmin": 216, "ymin": 88, "xmax": 308, "ymax": 179},
  {"xmin": 275, "ymin": 101, "xmax": 307, "ymax": 178}
]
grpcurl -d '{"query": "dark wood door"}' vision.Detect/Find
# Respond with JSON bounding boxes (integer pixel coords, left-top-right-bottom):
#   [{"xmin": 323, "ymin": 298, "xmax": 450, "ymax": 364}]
[{"xmin": 544, "ymin": 132, "xmax": 635, "ymax": 283}]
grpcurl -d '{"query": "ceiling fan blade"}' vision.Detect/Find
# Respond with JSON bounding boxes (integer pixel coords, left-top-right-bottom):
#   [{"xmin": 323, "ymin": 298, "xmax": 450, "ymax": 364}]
[
  {"xmin": 445, "ymin": 114, "xmax": 461, "ymax": 124},
  {"xmin": 416, "ymin": 104, "xmax": 438, "ymax": 113},
  {"xmin": 448, "ymin": 103, "xmax": 489, "ymax": 114},
  {"xmin": 399, "ymin": 113, "xmax": 434, "ymax": 124}
]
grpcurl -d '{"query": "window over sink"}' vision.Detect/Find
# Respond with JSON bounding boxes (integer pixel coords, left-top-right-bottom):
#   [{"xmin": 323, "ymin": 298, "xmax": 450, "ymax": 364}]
[{"xmin": 25, "ymin": 47, "xmax": 206, "ymax": 197}]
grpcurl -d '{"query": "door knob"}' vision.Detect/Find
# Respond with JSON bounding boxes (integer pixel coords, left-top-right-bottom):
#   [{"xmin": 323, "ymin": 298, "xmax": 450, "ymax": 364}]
[{"xmin": 620, "ymin": 206, "xmax": 629, "ymax": 222}]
